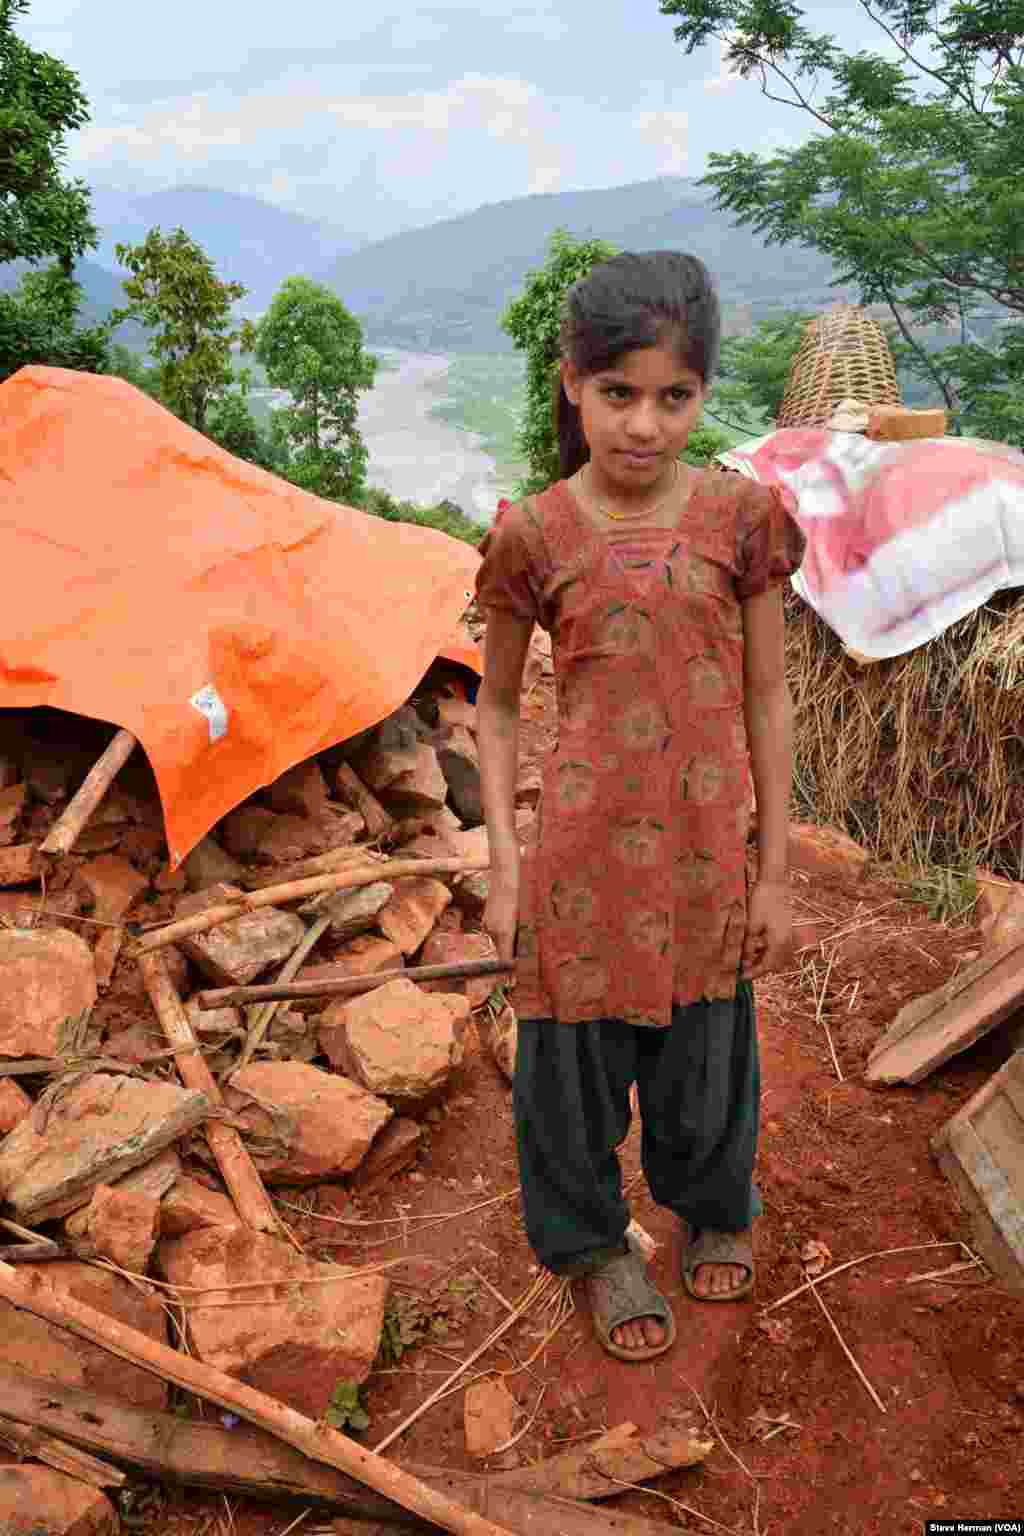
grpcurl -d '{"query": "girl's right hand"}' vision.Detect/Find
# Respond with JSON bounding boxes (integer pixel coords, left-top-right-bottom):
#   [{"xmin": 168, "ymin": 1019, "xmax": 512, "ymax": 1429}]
[{"xmin": 484, "ymin": 871, "xmax": 520, "ymax": 964}]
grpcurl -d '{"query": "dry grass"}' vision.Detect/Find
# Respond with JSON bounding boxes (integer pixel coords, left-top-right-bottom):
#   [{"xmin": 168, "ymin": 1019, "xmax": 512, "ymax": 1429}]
[{"xmin": 786, "ymin": 588, "xmax": 1024, "ymax": 879}]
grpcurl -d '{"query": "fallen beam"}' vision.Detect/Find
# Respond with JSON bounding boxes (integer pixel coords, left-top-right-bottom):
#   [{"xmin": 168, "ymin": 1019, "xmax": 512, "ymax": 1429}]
[
  {"xmin": 0, "ymin": 1263, "xmax": 514, "ymax": 1536},
  {"xmin": 39, "ymin": 729, "xmax": 137, "ymax": 857},
  {"xmin": 0, "ymin": 1367, "xmax": 688, "ymax": 1536},
  {"xmin": 133, "ymin": 855, "xmax": 490, "ymax": 955},
  {"xmin": 197, "ymin": 958, "xmax": 512, "ymax": 1010}
]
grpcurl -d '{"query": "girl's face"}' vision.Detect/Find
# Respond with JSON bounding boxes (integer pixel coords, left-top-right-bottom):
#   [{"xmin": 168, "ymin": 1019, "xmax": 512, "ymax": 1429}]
[{"xmin": 562, "ymin": 341, "xmax": 705, "ymax": 492}]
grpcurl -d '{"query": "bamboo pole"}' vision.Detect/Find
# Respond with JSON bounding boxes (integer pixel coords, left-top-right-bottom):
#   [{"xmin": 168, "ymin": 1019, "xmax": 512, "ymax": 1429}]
[
  {"xmin": 0, "ymin": 1264, "xmax": 514, "ymax": 1536},
  {"xmin": 39, "ymin": 729, "xmax": 138, "ymax": 856},
  {"xmin": 197, "ymin": 958, "xmax": 512, "ymax": 1011},
  {"xmin": 133, "ymin": 855, "xmax": 489, "ymax": 956},
  {"xmin": 230, "ymin": 913, "xmax": 332, "ymax": 1076},
  {"xmin": 138, "ymin": 952, "xmax": 278, "ymax": 1235}
]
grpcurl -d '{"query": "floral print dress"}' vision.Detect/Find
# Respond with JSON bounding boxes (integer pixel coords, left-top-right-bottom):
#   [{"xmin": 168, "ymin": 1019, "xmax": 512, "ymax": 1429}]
[{"xmin": 475, "ymin": 472, "xmax": 805, "ymax": 1028}]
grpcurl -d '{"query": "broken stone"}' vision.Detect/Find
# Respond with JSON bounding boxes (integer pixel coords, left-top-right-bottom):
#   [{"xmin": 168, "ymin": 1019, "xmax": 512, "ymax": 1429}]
[
  {"xmin": 185, "ymin": 999, "xmax": 244, "ymax": 1041},
  {"xmin": 478, "ymin": 1000, "xmax": 517, "ymax": 1084},
  {"xmin": 161, "ymin": 1174, "xmax": 240, "ymax": 1237},
  {"xmin": 320, "ymin": 977, "xmax": 470, "ymax": 1105},
  {"xmin": 985, "ymin": 885, "xmax": 1024, "ymax": 953},
  {"xmin": 295, "ymin": 937, "xmax": 404, "ymax": 1010},
  {"xmin": 377, "ymin": 877, "xmax": 453, "ymax": 956},
  {"xmin": 157, "ymin": 1226, "xmax": 389, "ymax": 1415},
  {"xmin": 65, "ymin": 1147, "xmax": 182, "ymax": 1240},
  {"xmin": 85, "ymin": 1182, "xmax": 160, "ymax": 1273},
  {"xmin": 0, "ymin": 1077, "xmax": 32, "ymax": 1133},
  {"xmin": 175, "ymin": 883, "xmax": 305, "ymax": 986},
  {"xmin": 225, "ymin": 1061, "xmax": 392, "ymax": 1183},
  {"xmin": 0, "ymin": 1260, "xmax": 170, "ymax": 1407},
  {"xmin": 299, "ymin": 880, "xmax": 394, "ymax": 943},
  {"xmin": 266, "ymin": 1007, "xmax": 318, "ymax": 1062},
  {"xmin": 358, "ymin": 740, "xmax": 449, "ymax": 813},
  {"xmin": 437, "ymin": 724, "xmax": 482, "ymax": 825},
  {"xmin": 453, "ymin": 870, "xmax": 489, "ymax": 920},
  {"xmin": 436, "ymin": 696, "xmax": 478, "ymax": 732},
  {"xmin": 23, "ymin": 747, "xmax": 72, "ymax": 804},
  {"xmin": 0, "ymin": 887, "xmax": 84, "ymax": 930},
  {"xmin": 464, "ymin": 1376, "xmax": 519, "ymax": 1458},
  {"xmin": 254, "ymin": 813, "xmax": 337, "ymax": 866},
  {"xmin": 788, "ymin": 823, "xmax": 869, "ymax": 880},
  {"xmin": 103, "ymin": 1020, "xmax": 165, "ymax": 1065},
  {"xmin": 447, "ymin": 823, "xmax": 490, "ymax": 863},
  {"xmin": 0, "ymin": 1073, "xmax": 209, "ymax": 1223},
  {"xmin": 0, "ymin": 926, "xmax": 97, "ymax": 1059},
  {"xmin": 219, "ymin": 804, "xmax": 279, "ymax": 858},
  {"xmin": 182, "ymin": 834, "xmax": 247, "ymax": 891},
  {"xmin": 0, "ymin": 1465, "xmax": 118, "ymax": 1535},
  {"xmin": 77, "ymin": 854, "xmax": 149, "ymax": 922},
  {"xmin": 0, "ymin": 842, "xmax": 43, "ymax": 887},
  {"xmin": 265, "ymin": 759, "xmax": 331, "ymax": 819},
  {"xmin": 0, "ymin": 780, "xmax": 26, "ymax": 845},
  {"xmin": 114, "ymin": 823, "xmax": 165, "ymax": 864},
  {"xmin": 350, "ymin": 1117, "xmax": 423, "ymax": 1192},
  {"xmin": 419, "ymin": 929, "xmax": 500, "ymax": 1007}
]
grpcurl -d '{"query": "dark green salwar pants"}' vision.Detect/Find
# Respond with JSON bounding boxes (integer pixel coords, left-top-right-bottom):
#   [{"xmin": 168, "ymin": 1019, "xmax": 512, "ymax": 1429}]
[{"xmin": 513, "ymin": 982, "xmax": 761, "ymax": 1276}]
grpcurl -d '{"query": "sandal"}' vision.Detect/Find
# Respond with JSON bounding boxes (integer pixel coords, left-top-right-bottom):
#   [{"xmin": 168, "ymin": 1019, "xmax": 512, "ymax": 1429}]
[
  {"xmin": 681, "ymin": 1228, "xmax": 755, "ymax": 1303},
  {"xmin": 583, "ymin": 1247, "xmax": 677, "ymax": 1362}
]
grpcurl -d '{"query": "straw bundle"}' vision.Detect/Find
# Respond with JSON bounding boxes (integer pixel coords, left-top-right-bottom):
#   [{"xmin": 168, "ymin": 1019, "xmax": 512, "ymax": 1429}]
[
  {"xmin": 786, "ymin": 588, "xmax": 1024, "ymax": 879},
  {"xmin": 777, "ymin": 306, "xmax": 900, "ymax": 428}
]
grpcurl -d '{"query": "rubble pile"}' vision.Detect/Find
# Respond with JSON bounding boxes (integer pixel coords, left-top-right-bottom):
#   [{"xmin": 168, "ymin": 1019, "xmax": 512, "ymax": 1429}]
[{"xmin": 0, "ymin": 641, "xmax": 554, "ymax": 1528}]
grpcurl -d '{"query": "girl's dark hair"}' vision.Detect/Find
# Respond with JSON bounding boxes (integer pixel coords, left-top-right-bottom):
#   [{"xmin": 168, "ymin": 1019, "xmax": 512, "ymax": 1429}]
[{"xmin": 556, "ymin": 250, "xmax": 721, "ymax": 479}]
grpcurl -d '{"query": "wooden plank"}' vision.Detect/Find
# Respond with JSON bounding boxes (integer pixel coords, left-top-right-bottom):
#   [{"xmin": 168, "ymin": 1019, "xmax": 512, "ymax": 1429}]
[
  {"xmin": 866, "ymin": 939, "xmax": 1024, "ymax": 1085},
  {"xmin": 40, "ymin": 730, "xmax": 137, "ymax": 856},
  {"xmin": 932, "ymin": 1053, "xmax": 1024, "ymax": 1294},
  {"xmin": 0, "ymin": 1413, "xmax": 125, "ymax": 1488},
  {"xmin": 0, "ymin": 1368, "xmax": 687, "ymax": 1536}
]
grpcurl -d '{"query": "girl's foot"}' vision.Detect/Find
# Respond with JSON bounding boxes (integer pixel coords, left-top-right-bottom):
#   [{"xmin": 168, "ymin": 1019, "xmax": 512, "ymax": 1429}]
[
  {"xmin": 681, "ymin": 1228, "xmax": 755, "ymax": 1302},
  {"xmin": 584, "ymin": 1248, "xmax": 676, "ymax": 1361}
]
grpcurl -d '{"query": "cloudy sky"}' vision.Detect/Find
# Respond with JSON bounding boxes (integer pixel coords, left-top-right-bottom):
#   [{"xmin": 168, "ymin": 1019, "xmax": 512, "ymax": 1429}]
[{"xmin": 21, "ymin": 0, "xmax": 872, "ymax": 240}]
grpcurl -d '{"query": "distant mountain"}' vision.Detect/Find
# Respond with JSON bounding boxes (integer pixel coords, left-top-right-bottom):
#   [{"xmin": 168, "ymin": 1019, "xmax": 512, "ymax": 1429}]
[
  {"xmin": 88, "ymin": 185, "xmax": 364, "ymax": 308},
  {"xmin": 320, "ymin": 176, "xmax": 853, "ymax": 353},
  {"xmin": 0, "ymin": 256, "xmax": 149, "ymax": 350}
]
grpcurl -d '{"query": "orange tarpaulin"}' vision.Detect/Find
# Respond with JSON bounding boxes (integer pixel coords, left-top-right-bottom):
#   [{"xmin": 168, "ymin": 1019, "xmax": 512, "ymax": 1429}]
[{"xmin": 0, "ymin": 367, "xmax": 482, "ymax": 865}]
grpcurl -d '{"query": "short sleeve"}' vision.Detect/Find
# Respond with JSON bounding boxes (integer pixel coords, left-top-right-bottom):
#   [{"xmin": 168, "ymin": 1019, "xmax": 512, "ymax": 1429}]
[
  {"xmin": 474, "ymin": 500, "xmax": 542, "ymax": 624},
  {"xmin": 735, "ymin": 481, "xmax": 806, "ymax": 601}
]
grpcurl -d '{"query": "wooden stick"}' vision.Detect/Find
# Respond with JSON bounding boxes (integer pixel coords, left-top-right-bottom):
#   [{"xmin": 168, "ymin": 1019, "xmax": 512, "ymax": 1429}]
[
  {"xmin": 139, "ymin": 952, "xmax": 278, "ymax": 1235},
  {"xmin": 0, "ymin": 1412, "xmax": 126, "ymax": 1489},
  {"xmin": 0, "ymin": 1242, "xmax": 83, "ymax": 1264},
  {"xmin": 0, "ymin": 1266, "xmax": 515, "ymax": 1536},
  {"xmin": 39, "ymin": 729, "xmax": 137, "ymax": 856},
  {"xmin": 480, "ymin": 1423, "xmax": 713, "ymax": 1502},
  {"xmin": 242, "ymin": 845, "xmax": 374, "ymax": 892},
  {"xmin": 198, "ymin": 958, "xmax": 513, "ymax": 1011},
  {"xmin": 0, "ymin": 1368, "xmax": 688, "ymax": 1536},
  {"xmin": 814, "ymin": 948, "xmax": 843, "ymax": 1081},
  {"xmin": 807, "ymin": 1278, "xmax": 887, "ymax": 1413},
  {"xmin": 135, "ymin": 855, "xmax": 490, "ymax": 955},
  {"xmin": 335, "ymin": 761, "xmax": 395, "ymax": 842},
  {"xmin": 230, "ymin": 914, "xmax": 332, "ymax": 1076}
]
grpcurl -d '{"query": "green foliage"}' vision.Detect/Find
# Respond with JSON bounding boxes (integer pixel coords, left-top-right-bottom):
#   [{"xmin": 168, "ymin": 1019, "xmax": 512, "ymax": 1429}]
[
  {"xmin": 323, "ymin": 1380, "xmax": 370, "ymax": 1434},
  {"xmin": 715, "ymin": 311, "xmax": 813, "ymax": 429},
  {"xmin": 256, "ymin": 276, "xmax": 376, "ymax": 504},
  {"xmin": 106, "ymin": 342, "xmax": 163, "ymax": 400},
  {"xmin": 0, "ymin": 264, "xmax": 109, "ymax": 383},
  {"xmin": 112, "ymin": 227, "xmax": 256, "ymax": 433},
  {"xmin": 0, "ymin": 0, "xmax": 95, "ymax": 269},
  {"xmin": 361, "ymin": 485, "xmax": 488, "ymax": 546},
  {"xmin": 906, "ymin": 863, "xmax": 980, "ymax": 925},
  {"xmin": 501, "ymin": 228, "xmax": 620, "ymax": 493},
  {"xmin": 205, "ymin": 370, "xmax": 286, "ymax": 472},
  {"xmin": 660, "ymin": 0, "xmax": 1024, "ymax": 443},
  {"xmin": 680, "ymin": 420, "xmax": 735, "ymax": 467}
]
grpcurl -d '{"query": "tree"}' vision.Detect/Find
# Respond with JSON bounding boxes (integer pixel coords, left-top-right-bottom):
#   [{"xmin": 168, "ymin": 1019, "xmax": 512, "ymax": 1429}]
[
  {"xmin": 205, "ymin": 373, "xmax": 286, "ymax": 474},
  {"xmin": 501, "ymin": 228, "xmax": 620, "ymax": 494},
  {"xmin": 681, "ymin": 420, "xmax": 736, "ymax": 466},
  {"xmin": 660, "ymin": 0, "xmax": 1024, "ymax": 444},
  {"xmin": 256, "ymin": 276, "xmax": 376, "ymax": 504},
  {"xmin": 0, "ymin": 265, "xmax": 108, "ymax": 383},
  {"xmin": 713, "ymin": 310, "xmax": 813, "ymax": 431},
  {"xmin": 112, "ymin": 228, "xmax": 255, "ymax": 433}
]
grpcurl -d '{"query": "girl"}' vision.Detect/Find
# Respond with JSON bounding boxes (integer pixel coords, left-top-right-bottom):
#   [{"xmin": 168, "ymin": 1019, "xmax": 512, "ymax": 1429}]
[{"xmin": 475, "ymin": 251, "xmax": 804, "ymax": 1361}]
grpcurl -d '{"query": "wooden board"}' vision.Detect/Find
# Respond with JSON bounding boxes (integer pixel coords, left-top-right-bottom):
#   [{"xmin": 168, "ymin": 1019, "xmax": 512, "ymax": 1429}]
[
  {"xmin": 932, "ymin": 1050, "xmax": 1024, "ymax": 1294},
  {"xmin": 865, "ymin": 939, "xmax": 1024, "ymax": 1085}
]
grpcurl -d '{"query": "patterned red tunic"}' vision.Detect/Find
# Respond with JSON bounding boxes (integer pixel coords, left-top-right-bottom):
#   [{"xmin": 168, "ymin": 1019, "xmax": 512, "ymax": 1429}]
[{"xmin": 476, "ymin": 472, "xmax": 804, "ymax": 1027}]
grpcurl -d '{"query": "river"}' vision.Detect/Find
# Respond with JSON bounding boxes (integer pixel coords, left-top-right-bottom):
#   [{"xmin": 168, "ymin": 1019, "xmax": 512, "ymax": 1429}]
[{"xmin": 358, "ymin": 350, "xmax": 507, "ymax": 521}]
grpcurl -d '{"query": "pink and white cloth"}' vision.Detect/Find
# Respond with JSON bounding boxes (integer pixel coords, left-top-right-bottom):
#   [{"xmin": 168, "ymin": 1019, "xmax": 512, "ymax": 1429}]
[{"xmin": 718, "ymin": 428, "xmax": 1024, "ymax": 658}]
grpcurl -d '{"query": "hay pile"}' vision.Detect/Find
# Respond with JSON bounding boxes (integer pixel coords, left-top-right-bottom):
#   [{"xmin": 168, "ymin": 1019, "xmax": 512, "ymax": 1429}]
[{"xmin": 785, "ymin": 587, "xmax": 1024, "ymax": 880}]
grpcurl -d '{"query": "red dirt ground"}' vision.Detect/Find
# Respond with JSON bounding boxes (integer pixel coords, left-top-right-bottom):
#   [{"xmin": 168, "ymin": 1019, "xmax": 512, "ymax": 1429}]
[{"xmin": 133, "ymin": 674, "xmax": 1024, "ymax": 1536}]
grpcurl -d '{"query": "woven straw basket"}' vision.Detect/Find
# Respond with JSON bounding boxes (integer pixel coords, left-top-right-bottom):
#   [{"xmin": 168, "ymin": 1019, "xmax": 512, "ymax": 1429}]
[{"xmin": 777, "ymin": 305, "xmax": 900, "ymax": 429}]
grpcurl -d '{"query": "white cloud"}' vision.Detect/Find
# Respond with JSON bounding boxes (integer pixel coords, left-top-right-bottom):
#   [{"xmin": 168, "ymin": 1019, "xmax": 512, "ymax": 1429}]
[{"xmin": 634, "ymin": 109, "xmax": 690, "ymax": 175}]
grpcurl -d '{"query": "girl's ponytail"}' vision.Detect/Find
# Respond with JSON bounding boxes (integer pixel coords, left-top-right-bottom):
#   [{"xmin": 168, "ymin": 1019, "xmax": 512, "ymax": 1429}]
[{"xmin": 555, "ymin": 371, "xmax": 589, "ymax": 480}]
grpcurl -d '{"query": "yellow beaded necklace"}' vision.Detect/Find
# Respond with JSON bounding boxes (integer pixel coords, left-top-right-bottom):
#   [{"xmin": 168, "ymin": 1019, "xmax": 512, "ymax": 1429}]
[{"xmin": 584, "ymin": 459, "xmax": 681, "ymax": 521}]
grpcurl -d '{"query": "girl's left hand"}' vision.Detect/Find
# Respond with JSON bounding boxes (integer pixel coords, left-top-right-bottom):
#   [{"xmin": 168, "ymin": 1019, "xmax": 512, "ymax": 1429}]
[{"xmin": 742, "ymin": 879, "xmax": 793, "ymax": 979}]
